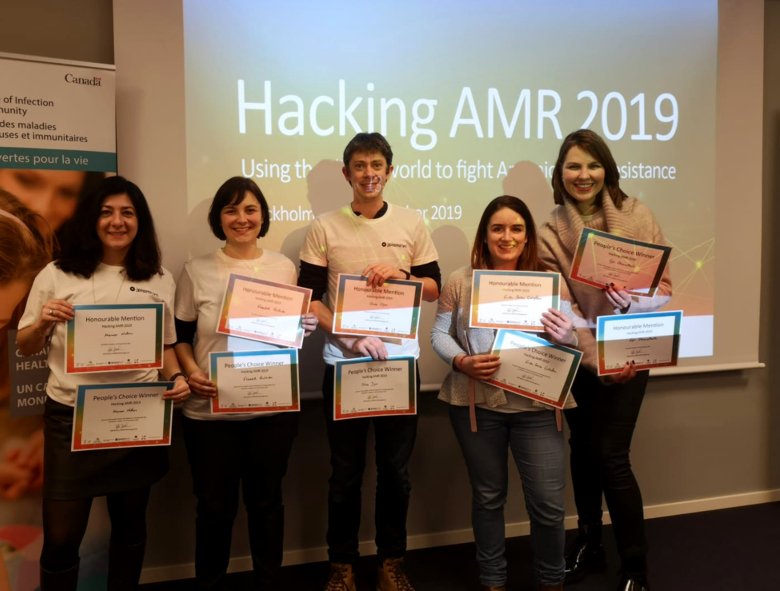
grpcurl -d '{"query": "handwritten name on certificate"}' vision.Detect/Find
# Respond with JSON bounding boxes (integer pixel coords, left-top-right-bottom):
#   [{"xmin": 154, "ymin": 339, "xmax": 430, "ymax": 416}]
[
  {"xmin": 470, "ymin": 270, "xmax": 560, "ymax": 332},
  {"xmin": 570, "ymin": 228, "xmax": 671, "ymax": 296},
  {"xmin": 209, "ymin": 349, "xmax": 299, "ymax": 414},
  {"xmin": 486, "ymin": 330, "xmax": 581, "ymax": 409},
  {"xmin": 333, "ymin": 356, "xmax": 416, "ymax": 420},
  {"xmin": 72, "ymin": 383, "xmax": 173, "ymax": 451},
  {"xmin": 332, "ymin": 274, "xmax": 423, "ymax": 340},
  {"xmin": 596, "ymin": 311, "xmax": 682, "ymax": 375},
  {"xmin": 217, "ymin": 274, "xmax": 312, "ymax": 348},
  {"xmin": 66, "ymin": 304, "xmax": 163, "ymax": 374}
]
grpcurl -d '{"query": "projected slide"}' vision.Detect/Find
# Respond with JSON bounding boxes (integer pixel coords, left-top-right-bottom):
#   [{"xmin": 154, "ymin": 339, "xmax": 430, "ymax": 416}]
[{"xmin": 183, "ymin": 0, "xmax": 717, "ymax": 358}]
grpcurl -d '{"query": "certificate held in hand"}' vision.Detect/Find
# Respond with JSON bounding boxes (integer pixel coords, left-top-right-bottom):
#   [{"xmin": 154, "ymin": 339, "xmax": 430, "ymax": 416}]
[
  {"xmin": 332, "ymin": 274, "xmax": 423, "ymax": 340},
  {"xmin": 66, "ymin": 304, "xmax": 164, "ymax": 374},
  {"xmin": 486, "ymin": 330, "xmax": 581, "ymax": 409},
  {"xmin": 469, "ymin": 270, "xmax": 560, "ymax": 332},
  {"xmin": 570, "ymin": 228, "xmax": 671, "ymax": 296},
  {"xmin": 72, "ymin": 382, "xmax": 173, "ymax": 451},
  {"xmin": 596, "ymin": 311, "xmax": 683, "ymax": 375},
  {"xmin": 217, "ymin": 273, "xmax": 312, "ymax": 349}
]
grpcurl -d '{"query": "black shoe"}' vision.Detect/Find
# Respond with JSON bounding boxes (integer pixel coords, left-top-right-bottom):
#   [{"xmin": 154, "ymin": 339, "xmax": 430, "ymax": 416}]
[
  {"xmin": 616, "ymin": 575, "xmax": 649, "ymax": 591},
  {"xmin": 564, "ymin": 532, "xmax": 606, "ymax": 583}
]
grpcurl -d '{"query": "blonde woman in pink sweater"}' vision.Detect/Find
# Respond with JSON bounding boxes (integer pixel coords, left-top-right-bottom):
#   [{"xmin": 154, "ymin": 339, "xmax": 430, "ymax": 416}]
[{"xmin": 539, "ymin": 129, "xmax": 671, "ymax": 591}]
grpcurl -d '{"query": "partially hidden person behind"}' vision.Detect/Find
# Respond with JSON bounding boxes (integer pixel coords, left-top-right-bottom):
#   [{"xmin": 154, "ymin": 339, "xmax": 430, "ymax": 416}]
[
  {"xmin": 173, "ymin": 176, "xmax": 317, "ymax": 590},
  {"xmin": 0, "ymin": 168, "xmax": 104, "ymax": 241},
  {"xmin": 538, "ymin": 129, "xmax": 672, "ymax": 591},
  {"xmin": 16, "ymin": 176, "xmax": 191, "ymax": 590},
  {"xmin": 298, "ymin": 132, "xmax": 441, "ymax": 591},
  {"xmin": 431, "ymin": 195, "xmax": 585, "ymax": 591},
  {"xmin": 0, "ymin": 190, "xmax": 53, "ymax": 500}
]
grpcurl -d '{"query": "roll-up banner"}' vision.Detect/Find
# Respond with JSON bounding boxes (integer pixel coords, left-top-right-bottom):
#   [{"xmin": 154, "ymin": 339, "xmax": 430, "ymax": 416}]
[{"xmin": 0, "ymin": 52, "xmax": 115, "ymax": 591}]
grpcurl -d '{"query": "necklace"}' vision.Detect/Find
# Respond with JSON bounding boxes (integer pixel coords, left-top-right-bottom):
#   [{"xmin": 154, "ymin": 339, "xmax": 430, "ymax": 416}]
[{"xmin": 91, "ymin": 265, "xmax": 127, "ymax": 304}]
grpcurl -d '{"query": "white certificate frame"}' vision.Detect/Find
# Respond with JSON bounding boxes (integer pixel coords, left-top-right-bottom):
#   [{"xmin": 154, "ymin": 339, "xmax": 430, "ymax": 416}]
[
  {"xmin": 217, "ymin": 273, "xmax": 312, "ymax": 349},
  {"xmin": 333, "ymin": 356, "xmax": 417, "ymax": 420},
  {"xmin": 570, "ymin": 228, "xmax": 672, "ymax": 296},
  {"xmin": 209, "ymin": 349, "xmax": 300, "ymax": 414},
  {"xmin": 596, "ymin": 310, "xmax": 683, "ymax": 375},
  {"xmin": 486, "ymin": 330, "xmax": 581, "ymax": 409},
  {"xmin": 332, "ymin": 274, "xmax": 423, "ymax": 340},
  {"xmin": 66, "ymin": 304, "xmax": 163, "ymax": 374},
  {"xmin": 470, "ymin": 269, "xmax": 561, "ymax": 331},
  {"xmin": 72, "ymin": 382, "xmax": 173, "ymax": 451}
]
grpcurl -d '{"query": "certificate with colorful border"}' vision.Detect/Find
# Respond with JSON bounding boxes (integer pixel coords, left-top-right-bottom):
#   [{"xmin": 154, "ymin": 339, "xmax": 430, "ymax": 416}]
[
  {"xmin": 486, "ymin": 330, "xmax": 581, "ymax": 409},
  {"xmin": 570, "ymin": 228, "xmax": 671, "ymax": 296},
  {"xmin": 209, "ymin": 349, "xmax": 299, "ymax": 414},
  {"xmin": 332, "ymin": 274, "xmax": 423, "ymax": 340},
  {"xmin": 217, "ymin": 274, "xmax": 312, "ymax": 348},
  {"xmin": 66, "ymin": 304, "xmax": 163, "ymax": 374},
  {"xmin": 72, "ymin": 382, "xmax": 173, "ymax": 451},
  {"xmin": 470, "ymin": 270, "xmax": 560, "ymax": 332},
  {"xmin": 596, "ymin": 311, "xmax": 683, "ymax": 375},
  {"xmin": 333, "ymin": 356, "xmax": 416, "ymax": 420}
]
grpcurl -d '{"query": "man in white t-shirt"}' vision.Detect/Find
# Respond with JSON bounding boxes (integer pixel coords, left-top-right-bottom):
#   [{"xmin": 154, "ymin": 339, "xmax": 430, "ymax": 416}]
[{"xmin": 298, "ymin": 132, "xmax": 440, "ymax": 591}]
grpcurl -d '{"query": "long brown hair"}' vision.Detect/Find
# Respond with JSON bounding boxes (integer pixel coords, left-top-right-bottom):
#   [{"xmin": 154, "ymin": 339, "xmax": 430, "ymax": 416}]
[
  {"xmin": 551, "ymin": 129, "xmax": 628, "ymax": 208},
  {"xmin": 471, "ymin": 195, "xmax": 546, "ymax": 271}
]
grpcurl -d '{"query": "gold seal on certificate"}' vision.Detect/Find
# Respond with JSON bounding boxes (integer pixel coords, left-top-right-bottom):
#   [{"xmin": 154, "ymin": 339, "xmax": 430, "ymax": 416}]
[
  {"xmin": 470, "ymin": 270, "xmax": 561, "ymax": 332},
  {"xmin": 570, "ymin": 228, "xmax": 671, "ymax": 296},
  {"xmin": 486, "ymin": 330, "xmax": 581, "ymax": 409},
  {"xmin": 72, "ymin": 383, "xmax": 173, "ymax": 451},
  {"xmin": 66, "ymin": 304, "xmax": 164, "ymax": 374},
  {"xmin": 596, "ymin": 311, "xmax": 683, "ymax": 375},
  {"xmin": 217, "ymin": 274, "xmax": 312, "ymax": 348},
  {"xmin": 209, "ymin": 349, "xmax": 300, "ymax": 414},
  {"xmin": 333, "ymin": 356, "xmax": 416, "ymax": 420},
  {"xmin": 332, "ymin": 274, "xmax": 423, "ymax": 340}
]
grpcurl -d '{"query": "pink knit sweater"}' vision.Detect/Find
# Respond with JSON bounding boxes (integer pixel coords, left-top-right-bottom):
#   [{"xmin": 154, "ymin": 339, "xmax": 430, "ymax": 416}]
[{"xmin": 538, "ymin": 194, "xmax": 672, "ymax": 373}]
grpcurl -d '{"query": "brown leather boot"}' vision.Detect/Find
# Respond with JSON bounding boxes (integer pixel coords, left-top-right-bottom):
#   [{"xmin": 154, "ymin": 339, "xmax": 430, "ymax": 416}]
[
  {"xmin": 324, "ymin": 562, "xmax": 356, "ymax": 591},
  {"xmin": 376, "ymin": 557, "xmax": 415, "ymax": 591},
  {"xmin": 481, "ymin": 585, "xmax": 507, "ymax": 591}
]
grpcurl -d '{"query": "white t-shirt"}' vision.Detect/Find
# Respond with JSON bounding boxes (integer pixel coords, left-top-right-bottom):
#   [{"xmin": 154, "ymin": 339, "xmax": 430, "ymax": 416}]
[
  {"xmin": 299, "ymin": 203, "xmax": 439, "ymax": 365},
  {"xmin": 18, "ymin": 262, "xmax": 177, "ymax": 407},
  {"xmin": 175, "ymin": 248, "xmax": 298, "ymax": 420}
]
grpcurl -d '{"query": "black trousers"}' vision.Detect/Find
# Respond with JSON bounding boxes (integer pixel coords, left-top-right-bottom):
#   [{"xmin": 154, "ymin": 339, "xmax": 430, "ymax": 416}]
[
  {"xmin": 321, "ymin": 364, "xmax": 419, "ymax": 564},
  {"xmin": 183, "ymin": 413, "xmax": 299, "ymax": 590},
  {"xmin": 564, "ymin": 369, "xmax": 649, "ymax": 571}
]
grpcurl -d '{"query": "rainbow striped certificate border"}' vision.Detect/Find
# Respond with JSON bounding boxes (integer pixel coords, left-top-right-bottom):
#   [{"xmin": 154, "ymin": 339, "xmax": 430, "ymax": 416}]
[
  {"xmin": 65, "ymin": 304, "xmax": 163, "ymax": 374},
  {"xmin": 570, "ymin": 228, "xmax": 671, "ymax": 296},
  {"xmin": 209, "ymin": 349, "xmax": 299, "ymax": 414},
  {"xmin": 217, "ymin": 274, "xmax": 312, "ymax": 349},
  {"xmin": 596, "ymin": 311, "xmax": 683, "ymax": 375},
  {"xmin": 332, "ymin": 274, "xmax": 422, "ymax": 340},
  {"xmin": 487, "ymin": 330, "xmax": 581, "ymax": 409},
  {"xmin": 470, "ymin": 270, "xmax": 560, "ymax": 332},
  {"xmin": 72, "ymin": 382, "xmax": 172, "ymax": 451},
  {"xmin": 333, "ymin": 356, "xmax": 416, "ymax": 420}
]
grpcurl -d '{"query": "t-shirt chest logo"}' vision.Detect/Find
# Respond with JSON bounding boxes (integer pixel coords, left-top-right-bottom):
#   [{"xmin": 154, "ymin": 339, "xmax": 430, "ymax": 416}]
[
  {"xmin": 381, "ymin": 241, "xmax": 406, "ymax": 249},
  {"xmin": 129, "ymin": 285, "xmax": 160, "ymax": 298}
]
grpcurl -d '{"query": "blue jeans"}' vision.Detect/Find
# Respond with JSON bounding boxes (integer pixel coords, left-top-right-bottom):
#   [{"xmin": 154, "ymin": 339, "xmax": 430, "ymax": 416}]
[
  {"xmin": 322, "ymin": 364, "xmax": 419, "ymax": 564},
  {"xmin": 449, "ymin": 406, "xmax": 565, "ymax": 587}
]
